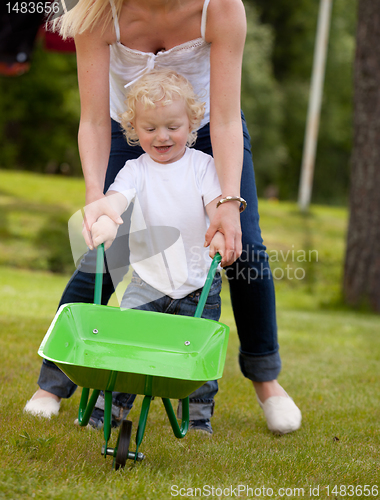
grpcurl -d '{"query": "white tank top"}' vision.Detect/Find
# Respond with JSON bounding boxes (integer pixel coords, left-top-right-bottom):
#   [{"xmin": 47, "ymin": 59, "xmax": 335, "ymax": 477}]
[{"xmin": 109, "ymin": 0, "xmax": 211, "ymax": 129}]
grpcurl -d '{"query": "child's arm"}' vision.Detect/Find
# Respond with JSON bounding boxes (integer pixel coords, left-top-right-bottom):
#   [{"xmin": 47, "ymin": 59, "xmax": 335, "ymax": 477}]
[
  {"xmin": 91, "ymin": 191, "xmax": 129, "ymax": 250},
  {"xmin": 205, "ymin": 195, "xmax": 232, "ymax": 267}
]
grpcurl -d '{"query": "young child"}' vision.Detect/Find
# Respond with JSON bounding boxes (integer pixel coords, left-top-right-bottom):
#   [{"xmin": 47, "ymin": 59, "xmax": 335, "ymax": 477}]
[{"xmin": 89, "ymin": 68, "xmax": 226, "ymax": 434}]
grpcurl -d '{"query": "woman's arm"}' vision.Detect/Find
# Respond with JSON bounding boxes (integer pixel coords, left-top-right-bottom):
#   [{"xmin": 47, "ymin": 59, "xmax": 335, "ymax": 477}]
[
  {"xmin": 75, "ymin": 27, "xmax": 123, "ymax": 249},
  {"xmin": 205, "ymin": 196, "xmax": 227, "ymax": 266},
  {"xmin": 203, "ymin": 0, "xmax": 247, "ymax": 265}
]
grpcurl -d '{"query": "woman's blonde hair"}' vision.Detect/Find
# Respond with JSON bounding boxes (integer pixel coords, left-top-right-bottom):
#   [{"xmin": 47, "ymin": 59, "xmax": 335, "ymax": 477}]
[
  {"xmin": 49, "ymin": 0, "xmax": 123, "ymax": 39},
  {"xmin": 120, "ymin": 69, "xmax": 205, "ymax": 147}
]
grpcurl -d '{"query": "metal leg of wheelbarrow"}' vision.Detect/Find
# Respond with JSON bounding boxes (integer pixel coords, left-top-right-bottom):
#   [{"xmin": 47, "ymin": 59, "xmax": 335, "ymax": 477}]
[
  {"xmin": 78, "ymin": 387, "xmax": 124, "ymax": 467},
  {"xmin": 78, "ymin": 388, "xmax": 114, "ymax": 451},
  {"xmin": 134, "ymin": 395, "xmax": 152, "ymax": 460},
  {"xmin": 78, "ymin": 388, "xmax": 101, "ymax": 427},
  {"xmin": 132, "ymin": 395, "xmax": 190, "ymax": 461},
  {"xmin": 103, "ymin": 391, "xmax": 113, "ymax": 448},
  {"xmin": 77, "ymin": 386, "xmax": 132, "ymax": 469},
  {"xmin": 162, "ymin": 396, "xmax": 189, "ymax": 438}
]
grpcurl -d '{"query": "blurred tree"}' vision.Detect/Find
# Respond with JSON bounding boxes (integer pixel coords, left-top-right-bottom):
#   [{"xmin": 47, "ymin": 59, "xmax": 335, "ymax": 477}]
[
  {"xmin": 343, "ymin": 0, "xmax": 380, "ymax": 312},
  {"xmin": 0, "ymin": 38, "xmax": 80, "ymax": 174},
  {"xmin": 0, "ymin": 1, "xmax": 356, "ymax": 206},
  {"xmin": 248, "ymin": 0, "xmax": 317, "ymax": 81},
  {"xmin": 241, "ymin": 3, "xmax": 286, "ymax": 196},
  {"xmin": 250, "ymin": 0, "xmax": 356, "ymax": 203}
]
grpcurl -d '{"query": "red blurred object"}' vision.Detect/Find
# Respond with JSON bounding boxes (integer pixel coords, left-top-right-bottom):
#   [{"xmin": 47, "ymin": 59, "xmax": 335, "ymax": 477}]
[
  {"xmin": 0, "ymin": 7, "xmax": 76, "ymax": 77},
  {"xmin": 0, "ymin": 60, "xmax": 30, "ymax": 76},
  {"xmin": 0, "ymin": 5, "xmax": 43, "ymax": 75},
  {"xmin": 42, "ymin": 28, "xmax": 75, "ymax": 53}
]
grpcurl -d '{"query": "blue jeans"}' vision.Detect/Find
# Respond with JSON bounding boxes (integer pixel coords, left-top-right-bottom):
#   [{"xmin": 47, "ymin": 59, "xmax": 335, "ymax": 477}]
[
  {"xmin": 100, "ymin": 271, "xmax": 221, "ymax": 420},
  {"xmin": 38, "ymin": 114, "xmax": 281, "ymax": 400}
]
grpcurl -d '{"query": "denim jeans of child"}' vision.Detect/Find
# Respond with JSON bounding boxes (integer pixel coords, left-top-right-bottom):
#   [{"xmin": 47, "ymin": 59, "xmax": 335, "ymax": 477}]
[
  {"xmin": 92, "ymin": 271, "xmax": 222, "ymax": 421},
  {"xmin": 37, "ymin": 114, "xmax": 281, "ymax": 406}
]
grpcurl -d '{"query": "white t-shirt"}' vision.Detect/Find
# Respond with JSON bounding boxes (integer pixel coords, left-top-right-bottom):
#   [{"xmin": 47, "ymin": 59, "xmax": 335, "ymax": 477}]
[{"xmin": 109, "ymin": 148, "xmax": 221, "ymax": 299}]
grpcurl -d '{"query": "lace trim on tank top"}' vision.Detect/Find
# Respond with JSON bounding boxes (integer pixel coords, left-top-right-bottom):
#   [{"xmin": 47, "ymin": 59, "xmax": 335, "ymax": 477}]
[
  {"xmin": 117, "ymin": 37, "xmax": 206, "ymax": 56},
  {"xmin": 113, "ymin": 38, "xmax": 209, "ymax": 89}
]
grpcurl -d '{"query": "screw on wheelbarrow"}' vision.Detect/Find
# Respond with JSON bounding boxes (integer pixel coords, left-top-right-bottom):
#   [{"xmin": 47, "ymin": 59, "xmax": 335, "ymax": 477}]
[{"xmin": 38, "ymin": 244, "xmax": 229, "ymax": 470}]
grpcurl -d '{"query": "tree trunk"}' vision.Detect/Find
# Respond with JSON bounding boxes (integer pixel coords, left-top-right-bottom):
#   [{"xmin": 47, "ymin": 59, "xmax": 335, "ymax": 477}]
[{"xmin": 343, "ymin": 0, "xmax": 380, "ymax": 312}]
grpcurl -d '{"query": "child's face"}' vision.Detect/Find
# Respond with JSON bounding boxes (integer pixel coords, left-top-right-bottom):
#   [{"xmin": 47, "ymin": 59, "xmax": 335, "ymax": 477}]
[{"xmin": 133, "ymin": 98, "xmax": 191, "ymax": 164}]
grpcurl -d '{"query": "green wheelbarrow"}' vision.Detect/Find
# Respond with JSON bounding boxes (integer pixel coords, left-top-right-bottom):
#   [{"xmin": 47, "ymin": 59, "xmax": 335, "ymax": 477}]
[{"xmin": 38, "ymin": 244, "xmax": 229, "ymax": 470}]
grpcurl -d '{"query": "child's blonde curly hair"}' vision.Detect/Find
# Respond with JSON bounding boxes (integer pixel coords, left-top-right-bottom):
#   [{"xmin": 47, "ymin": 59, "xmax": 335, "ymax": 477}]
[{"xmin": 120, "ymin": 69, "xmax": 205, "ymax": 147}]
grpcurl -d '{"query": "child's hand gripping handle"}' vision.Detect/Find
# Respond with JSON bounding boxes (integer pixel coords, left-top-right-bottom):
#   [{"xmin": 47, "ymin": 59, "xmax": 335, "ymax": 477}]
[{"xmin": 194, "ymin": 252, "xmax": 222, "ymax": 318}]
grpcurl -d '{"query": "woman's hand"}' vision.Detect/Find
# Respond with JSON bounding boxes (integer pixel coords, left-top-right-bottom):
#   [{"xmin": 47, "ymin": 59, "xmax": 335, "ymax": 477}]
[
  {"xmin": 205, "ymin": 202, "xmax": 242, "ymax": 266},
  {"xmin": 82, "ymin": 194, "xmax": 123, "ymax": 249}
]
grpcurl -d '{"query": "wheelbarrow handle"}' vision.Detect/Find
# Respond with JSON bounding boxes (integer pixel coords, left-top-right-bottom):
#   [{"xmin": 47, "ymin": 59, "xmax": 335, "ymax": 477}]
[
  {"xmin": 194, "ymin": 252, "xmax": 222, "ymax": 318},
  {"xmin": 94, "ymin": 243, "xmax": 105, "ymax": 305},
  {"xmin": 94, "ymin": 243, "xmax": 222, "ymax": 315}
]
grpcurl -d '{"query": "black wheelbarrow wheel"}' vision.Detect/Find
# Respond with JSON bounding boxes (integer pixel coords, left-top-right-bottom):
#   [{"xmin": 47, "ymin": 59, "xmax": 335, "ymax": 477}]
[{"xmin": 114, "ymin": 420, "xmax": 132, "ymax": 470}]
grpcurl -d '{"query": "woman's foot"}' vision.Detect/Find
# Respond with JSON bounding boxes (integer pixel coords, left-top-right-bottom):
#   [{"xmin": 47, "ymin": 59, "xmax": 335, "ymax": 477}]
[
  {"xmin": 23, "ymin": 389, "xmax": 61, "ymax": 418},
  {"xmin": 253, "ymin": 380, "xmax": 302, "ymax": 435}
]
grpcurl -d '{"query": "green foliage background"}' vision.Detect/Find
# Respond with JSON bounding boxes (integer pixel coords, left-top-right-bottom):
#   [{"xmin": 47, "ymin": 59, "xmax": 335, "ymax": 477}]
[
  {"xmin": 0, "ymin": 38, "xmax": 80, "ymax": 175},
  {"xmin": 243, "ymin": 0, "xmax": 356, "ymax": 204},
  {"xmin": 0, "ymin": 0, "xmax": 357, "ymax": 204}
]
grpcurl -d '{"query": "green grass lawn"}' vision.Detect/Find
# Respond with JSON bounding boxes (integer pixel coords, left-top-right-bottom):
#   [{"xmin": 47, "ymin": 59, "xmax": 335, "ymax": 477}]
[{"xmin": 1, "ymin": 170, "xmax": 380, "ymax": 499}]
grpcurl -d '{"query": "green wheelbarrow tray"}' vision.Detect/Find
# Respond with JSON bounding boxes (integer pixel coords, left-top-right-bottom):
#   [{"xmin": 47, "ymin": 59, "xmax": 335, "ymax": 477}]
[
  {"xmin": 38, "ymin": 302, "xmax": 229, "ymax": 400},
  {"xmin": 38, "ymin": 245, "xmax": 229, "ymax": 468}
]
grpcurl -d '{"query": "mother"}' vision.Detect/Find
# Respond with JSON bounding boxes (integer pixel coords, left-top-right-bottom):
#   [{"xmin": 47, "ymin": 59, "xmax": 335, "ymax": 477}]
[{"xmin": 25, "ymin": 0, "xmax": 301, "ymax": 434}]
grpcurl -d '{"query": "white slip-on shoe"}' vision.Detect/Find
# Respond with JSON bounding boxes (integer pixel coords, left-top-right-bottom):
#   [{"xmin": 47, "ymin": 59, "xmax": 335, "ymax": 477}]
[
  {"xmin": 257, "ymin": 395, "xmax": 302, "ymax": 435},
  {"xmin": 24, "ymin": 394, "xmax": 61, "ymax": 419}
]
